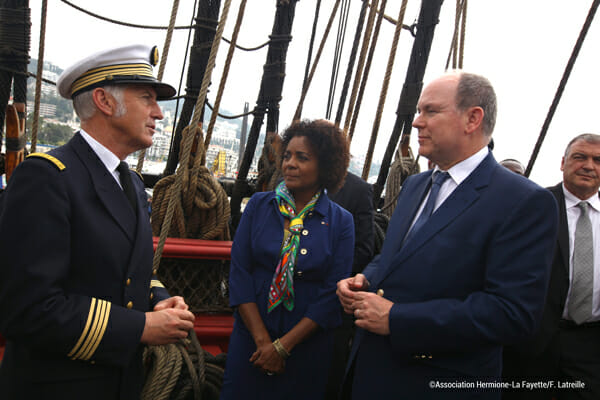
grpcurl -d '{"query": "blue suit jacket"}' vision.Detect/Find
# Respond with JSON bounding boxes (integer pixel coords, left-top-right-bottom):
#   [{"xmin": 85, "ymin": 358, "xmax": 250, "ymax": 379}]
[
  {"xmin": 221, "ymin": 190, "xmax": 354, "ymax": 399},
  {"xmin": 348, "ymin": 153, "xmax": 558, "ymax": 399},
  {"xmin": 0, "ymin": 133, "xmax": 169, "ymax": 400}
]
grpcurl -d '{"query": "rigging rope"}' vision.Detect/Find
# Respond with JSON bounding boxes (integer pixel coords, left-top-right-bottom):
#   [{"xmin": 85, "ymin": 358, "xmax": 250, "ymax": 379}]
[
  {"xmin": 445, "ymin": 0, "xmax": 467, "ymax": 70},
  {"xmin": 326, "ymin": 0, "xmax": 350, "ymax": 120},
  {"xmin": 347, "ymin": 0, "xmax": 388, "ymax": 142},
  {"xmin": 292, "ymin": 0, "xmax": 342, "ymax": 122},
  {"xmin": 342, "ymin": 0, "xmax": 380, "ymax": 135},
  {"xmin": 60, "ymin": 0, "xmax": 267, "ymax": 52},
  {"xmin": 167, "ymin": 0, "xmax": 199, "ymax": 178},
  {"xmin": 525, "ymin": 0, "xmax": 600, "ymax": 177},
  {"xmin": 204, "ymin": 0, "xmax": 248, "ymax": 149},
  {"xmin": 137, "ymin": 0, "xmax": 180, "ymax": 173},
  {"xmin": 30, "ymin": 0, "xmax": 48, "ymax": 153},
  {"xmin": 334, "ymin": 0, "xmax": 369, "ymax": 127},
  {"xmin": 152, "ymin": 0, "xmax": 233, "ymax": 273},
  {"xmin": 205, "ymin": 99, "xmax": 255, "ymax": 120},
  {"xmin": 458, "ymin": 0, "xmax": 467, "ymax": 68},
  {"xmin": 298, "ymin": 0, "xmax": 321, "ymax": 120},
  {"xmin": 362, "ymin": 0, "xmax": 409, "ymax": 180}
]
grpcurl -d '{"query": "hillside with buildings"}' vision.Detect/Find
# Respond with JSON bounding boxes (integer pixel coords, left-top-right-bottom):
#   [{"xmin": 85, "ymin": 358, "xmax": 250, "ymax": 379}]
[{"xmin": 22, "ymin": 59, "xmax": 377, "ymax": 180}]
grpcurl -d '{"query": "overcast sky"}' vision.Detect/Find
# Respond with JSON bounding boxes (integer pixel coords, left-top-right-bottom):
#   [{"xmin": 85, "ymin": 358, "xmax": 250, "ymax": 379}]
[{"xmin": 30, "ymin": 0, "xmax": 600, "ymax": 187}]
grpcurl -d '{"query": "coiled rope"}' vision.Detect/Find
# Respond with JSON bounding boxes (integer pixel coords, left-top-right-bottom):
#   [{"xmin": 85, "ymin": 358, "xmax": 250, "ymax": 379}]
[
  {"xmin": 380, "ymin": 145, "xmax": 419, "ymax": 218},
  {"xmin": 151, "ymin": 130, "xmax": 231, "ymax": 240},
  {"xmin": 137, "ymin": 0, "xmax": 181, "ymax": 173},
  {"xmin": 142, "ymin": 329, "xmax": 226, "ymax": 400},
  {"xmin": 151, "ymin": 0, "xmax": 233, "ymax": 273}
]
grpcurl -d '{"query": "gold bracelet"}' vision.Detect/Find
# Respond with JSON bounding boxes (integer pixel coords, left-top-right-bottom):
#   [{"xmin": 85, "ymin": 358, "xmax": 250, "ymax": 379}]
[{"xmin": 272, "ymin": 338, "xmax": 290, "ymax": 360}]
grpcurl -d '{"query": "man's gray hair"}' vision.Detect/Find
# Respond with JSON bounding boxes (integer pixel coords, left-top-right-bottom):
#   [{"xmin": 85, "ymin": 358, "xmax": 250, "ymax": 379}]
[
  {"xmin": 72, "ymin": 85, "xmax": 127, "ymax": 121},
  {"xmin": 563, "ymin": 133, "xmax": 600, "ymax": 158},
  {"xmin": 455, "ymin": 72, "xmax": 497, "ymax": 137}
]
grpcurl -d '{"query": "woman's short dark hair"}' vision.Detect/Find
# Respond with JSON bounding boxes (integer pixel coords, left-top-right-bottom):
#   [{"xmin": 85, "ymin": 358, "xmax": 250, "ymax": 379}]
[{"xmin": 280, "ymin": 119, "xmax": 350, "ymax": 192}]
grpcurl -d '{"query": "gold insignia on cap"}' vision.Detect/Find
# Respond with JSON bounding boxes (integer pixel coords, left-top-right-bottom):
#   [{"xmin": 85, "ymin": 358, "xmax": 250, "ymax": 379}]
[
  {"xmin": 70, "ymin": 64, "xmax": 153, "ymax": 96},
  {"xmin": 150, "ymin": 46, "xmax": 159, "ymax": 66}
]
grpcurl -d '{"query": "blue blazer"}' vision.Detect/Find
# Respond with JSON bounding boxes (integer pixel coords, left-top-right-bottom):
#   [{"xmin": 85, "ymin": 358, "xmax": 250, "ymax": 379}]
[
  {"xmin": 0, "ymin": 133, "xmax": 169, "ymax": 400},
  {"xmin": 348, "ymin": 153, "xmax": 559, "ymax": 400},
  {"xmin": 221, "ymin": 190, "xmax": 354, "ymax": 400}
]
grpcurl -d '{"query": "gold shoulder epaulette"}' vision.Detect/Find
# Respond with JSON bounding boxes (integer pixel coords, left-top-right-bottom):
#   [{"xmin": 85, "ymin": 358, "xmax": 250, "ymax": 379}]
[{"xmin": 27, "ymin": 152, "xmax": 66, "ymax": 171}]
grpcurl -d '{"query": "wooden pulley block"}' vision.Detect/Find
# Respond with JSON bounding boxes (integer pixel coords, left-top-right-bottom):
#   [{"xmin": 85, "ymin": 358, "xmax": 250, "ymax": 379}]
[{"xmin": 5, "ymin": 103, "xmax": 26, "ymax": 181}]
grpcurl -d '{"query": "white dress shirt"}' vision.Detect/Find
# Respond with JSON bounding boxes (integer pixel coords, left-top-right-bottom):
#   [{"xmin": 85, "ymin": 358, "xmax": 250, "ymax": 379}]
[
  {"xmin": 561, "ymin": 185, "xmax": 600, "ymax": 321},
  {"xmin": 79, "ymin": 129, "xmax": 124, "ymax": 188}
]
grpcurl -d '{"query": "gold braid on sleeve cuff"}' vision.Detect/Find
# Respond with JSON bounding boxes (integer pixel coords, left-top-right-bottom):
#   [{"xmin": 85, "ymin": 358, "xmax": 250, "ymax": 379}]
[{"xmin": 67, "ymin": 298, "xmax": 112, "ymax": 361}]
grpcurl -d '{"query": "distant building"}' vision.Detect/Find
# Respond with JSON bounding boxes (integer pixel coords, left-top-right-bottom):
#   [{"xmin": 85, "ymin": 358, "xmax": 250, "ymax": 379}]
[{"xmin": 26, "ymin": 101, "xmax": 56, "ymax": 117}]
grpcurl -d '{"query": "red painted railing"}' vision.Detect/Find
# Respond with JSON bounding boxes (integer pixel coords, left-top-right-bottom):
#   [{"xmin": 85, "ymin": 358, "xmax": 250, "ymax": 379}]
[{"xmin": 153, "ymin": 237, "xmax": 234, "ymax": 355}]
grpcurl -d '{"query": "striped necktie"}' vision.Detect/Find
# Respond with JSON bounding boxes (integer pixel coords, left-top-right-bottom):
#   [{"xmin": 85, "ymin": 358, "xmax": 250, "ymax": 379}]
[{"xmin": 568, "ymin": 201, "xmax": 594, "ymax": 324}]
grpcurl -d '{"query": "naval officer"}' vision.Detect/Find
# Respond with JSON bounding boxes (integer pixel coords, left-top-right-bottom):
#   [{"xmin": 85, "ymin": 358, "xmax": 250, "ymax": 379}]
[{"xmin": 0, "ymin": 44, "xmax": 195, "ymax": 399}]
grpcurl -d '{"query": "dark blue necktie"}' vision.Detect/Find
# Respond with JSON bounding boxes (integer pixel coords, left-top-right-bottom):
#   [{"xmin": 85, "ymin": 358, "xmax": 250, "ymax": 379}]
[
  {"xmin": 117, "ymin": 161, "xmax": 138, "ymax": 213},
  {"xmin": 404, "ymin": 171, "xmax": 450, "ymax": 244}
]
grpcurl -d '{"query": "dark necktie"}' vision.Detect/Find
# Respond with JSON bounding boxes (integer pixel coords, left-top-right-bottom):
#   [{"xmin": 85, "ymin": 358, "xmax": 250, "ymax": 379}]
[
  {"xmin": 404, "ymin": 171, "xmax": 450, "ymax": 244},
  {"xmin": 117, "ymin": 161, "xmax": 138, "ymax": 213},
  {"xmin": 568, "ymin": 201, "xmax": 594, "ymax": 324}
]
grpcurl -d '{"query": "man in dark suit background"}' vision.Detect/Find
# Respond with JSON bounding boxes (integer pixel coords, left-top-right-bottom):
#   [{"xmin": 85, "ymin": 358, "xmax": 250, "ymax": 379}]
[
  {"xmin": 0, "ymin": 45, "xmax": 195, "ymax": 399},
  {"xmin": 325, "ymin": 171, "xmax": 375, "ymax": 399},
  {"xmin": 337, "ymin": 71, "xmax": 558, "ymax": 399},
  {"xmin": 503, "ymin": 133, "xmax": 600, "ymax": 400}
]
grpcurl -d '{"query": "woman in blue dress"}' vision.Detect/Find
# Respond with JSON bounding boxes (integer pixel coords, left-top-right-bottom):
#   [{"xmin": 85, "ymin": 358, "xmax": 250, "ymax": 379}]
[{"xmin": 221, "ymin": 119, "xmax": 355, "ymax": 399}]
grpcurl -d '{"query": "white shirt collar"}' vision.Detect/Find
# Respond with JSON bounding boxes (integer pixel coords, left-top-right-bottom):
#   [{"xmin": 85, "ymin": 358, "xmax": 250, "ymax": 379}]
[
  {"xmin": 433, "ymin": 145, "xmax": 489, "ymax": 185},
  {"xmin": 78, "ymin": 129, "xmax": 121, "ymax": 174},
  {"xmin": 562, "ymin": 183, "xmax": 600, "ymax": 212}
]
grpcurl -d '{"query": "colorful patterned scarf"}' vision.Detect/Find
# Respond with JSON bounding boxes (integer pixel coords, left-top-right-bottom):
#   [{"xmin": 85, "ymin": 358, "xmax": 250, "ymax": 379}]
[{"xmin": 267, "ymin": 182, "xmax": 321, "ymax": 312}]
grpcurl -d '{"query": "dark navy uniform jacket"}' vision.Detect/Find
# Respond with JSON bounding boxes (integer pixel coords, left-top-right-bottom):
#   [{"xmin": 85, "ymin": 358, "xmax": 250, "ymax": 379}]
[{"xmin": 0, "ymin": 132, "xmax": 169, "ymax": 400}]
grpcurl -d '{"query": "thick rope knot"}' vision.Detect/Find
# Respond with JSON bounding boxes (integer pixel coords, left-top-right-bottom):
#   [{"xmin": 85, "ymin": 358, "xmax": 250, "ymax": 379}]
[{"xmin": 151, "ymin": 124, "xmax": 230, "ymax": 240}]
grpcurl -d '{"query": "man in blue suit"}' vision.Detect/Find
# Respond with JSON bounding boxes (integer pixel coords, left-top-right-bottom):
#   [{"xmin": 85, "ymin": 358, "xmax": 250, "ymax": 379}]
[
  {"xmin": 0, "ymin": 45, "xmax": 195, "ymax": 399},
  {"xmin": 337, "ymin": 72, "xmax": 559, "ymax": 399}
]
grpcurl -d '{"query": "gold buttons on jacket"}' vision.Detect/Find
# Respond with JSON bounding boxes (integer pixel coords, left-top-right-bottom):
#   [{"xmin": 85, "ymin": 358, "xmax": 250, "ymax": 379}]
[
  {"xmin": 126, "ymin": 278, "xmax": 131, "ymax": 286},
  {"xmin": 300, "ymin": 248, "xmax": 307, "ymax": 255},
  {"xmin": 152, "ymin": 269, "xmax": 158, "ymax": 275},
  {"xmin": 377, "ymin": 289, "xmax": 384, "ymax": 297},
  {"xmin": 302, "ymin": 229, "xmax": 309, "ymax": 236},
  {"xmin": 150, "ymin": 293, "xmax": 154, "ymax": 300},
  {"xmin": 296, "ymin": 270, "xmax": 304, "ymax": 278},
  {"xmin": 126, "ymin": 301, "xmax": 133, "ymax": 309}
]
